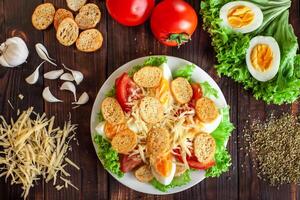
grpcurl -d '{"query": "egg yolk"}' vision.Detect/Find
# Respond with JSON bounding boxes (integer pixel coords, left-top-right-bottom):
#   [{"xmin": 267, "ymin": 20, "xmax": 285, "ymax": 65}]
[
  {"xmin": 154, "ymin": 154, "xmax": 173, "ymax": 177},
  {"xmin": 227, "ymin": 5, "xmax": 254, "ymax": 28},
  {"xmin": 157, "ymin": 79, "xmax": 170, "ymax": 105},
  {"xmin": 250, "ymin": 44, "xmax": 273, "ymax": 72}
]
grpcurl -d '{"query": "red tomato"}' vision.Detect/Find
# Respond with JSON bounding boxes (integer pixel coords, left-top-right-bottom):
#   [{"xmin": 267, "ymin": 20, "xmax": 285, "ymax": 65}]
[
  {"xmin": 120, "ymin": 154, "xmax": 143, "ymax": 173},
  {"xmin": 191, "ymin": 83, "xmax": 203, "ymax": 100},
  {"xmin": 189, "ymin": 83, "xmax": 203, "ymax": 107},
  {"xmin": 106, "ymin": 0, "xmax": 155, "ymax": 26},
  {"xmin": 173, "ymin": 148, "xmax": 215, "ymax": 170},
  {"xmin": 150, "ymin": 0, "xmax": 198, "ymax": 46},
  {"xmin": 115, "ymin": 73, "xmax": 136, "ymax": 112}
]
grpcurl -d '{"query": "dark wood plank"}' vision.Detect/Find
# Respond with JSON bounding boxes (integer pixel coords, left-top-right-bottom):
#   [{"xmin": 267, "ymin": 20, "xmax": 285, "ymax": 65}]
[{"xmin": 0, "ymin": 0, "xmax": 44, "ymax": 199}]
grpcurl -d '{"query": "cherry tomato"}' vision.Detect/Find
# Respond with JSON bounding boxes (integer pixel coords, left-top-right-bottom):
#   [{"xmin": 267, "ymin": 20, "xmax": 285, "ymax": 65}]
[
  {"xmin": 120, "ymin": 154, "xmax": 143, "ymax": 173},
  {"xmin": 173, "ymin": 148, "xmax": 215, "ymax": 170},
  {"xmin": 150, "ymin": 0, "xmax": 198, "ymax": 46},
  {"xmin": 106, "ymin": 0, "xmax": 155, "ymax": 26},
  {"xmin": 191, "ymin": 83, "xmax": 203, "ymax": 100},
  {"xmin": 189, "ymin": 83, "xmax": 203, "ymax": 107},
  {"xmin": 115, "ymin": 73, "xmax": 136, "ymax": 112}
]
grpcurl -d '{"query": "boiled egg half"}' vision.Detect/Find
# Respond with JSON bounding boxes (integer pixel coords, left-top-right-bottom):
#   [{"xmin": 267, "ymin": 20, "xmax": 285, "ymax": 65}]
[
  {"xmin": 220, "ymin": 1, "xmax": 263, "ymax": 33},
  {"xmin": 246, "ymin": 36, "xmax": 280, "ymax": 82},
  {"xmin": 157, "ymin": 63, "xmax": 174, "ymax": 110},
  {"xmin": 151, "ymin": 154, "xmax": 176, "ymax": 185},
  {"xmin": 199, "ymin": 113, "xmax": 222, "ymax": 134}
]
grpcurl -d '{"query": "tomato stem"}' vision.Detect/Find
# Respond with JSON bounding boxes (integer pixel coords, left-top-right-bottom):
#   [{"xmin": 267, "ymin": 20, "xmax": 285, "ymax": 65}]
[{"xmin": 167, "ymin": 33, "xmax": 190, "ymax": 46}]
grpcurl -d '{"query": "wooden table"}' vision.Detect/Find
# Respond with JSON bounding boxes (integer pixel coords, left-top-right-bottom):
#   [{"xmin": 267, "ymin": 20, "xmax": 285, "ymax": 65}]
[{"xmin": 0, "ymin": 0, "xmax": 299, "ymax": 199}]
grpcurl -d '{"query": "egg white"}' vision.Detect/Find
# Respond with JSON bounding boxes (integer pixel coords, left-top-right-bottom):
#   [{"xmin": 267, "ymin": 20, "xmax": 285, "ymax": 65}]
[
  {"xmin": 199, "ymin": 113, "xmax": 222, "ymax": 134},
  {"xmin": 95, "ymin": 121, "xmax": 106, "ymax": 137},
  {"xmin": 246, "ymin": 36, "xmax": 280, "ymax": 82},
  {"xmin": 160, "ymin": 63, "xmax": 172, "ymax": 82},
  {"xmin": 220, "ymin": 1, "xmax": 263, "ymax": 33},
  {"xmin": 151, "ymin": 161, "xmax": 176, "ymax": 185}
]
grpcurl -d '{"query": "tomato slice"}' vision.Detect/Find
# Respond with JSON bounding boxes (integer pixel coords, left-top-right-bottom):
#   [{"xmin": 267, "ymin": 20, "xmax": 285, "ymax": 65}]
[
  {"xmin": 173, "ymin": 148, "xmax": 215, "ymax": 170},
  {"xmin": 189, "ymin": 83, "xmax": 203, "ymax": 108},
  {"xmin": 120, "ymin": 154, "xmax": 143, "ymax": 173},
  {"xmin": 115, "ymin": 73, "xmax": 138, "ymax": 112},
  {"xmin": 191, "ymin": 83, "xmax": 203, "ymax": 100}
]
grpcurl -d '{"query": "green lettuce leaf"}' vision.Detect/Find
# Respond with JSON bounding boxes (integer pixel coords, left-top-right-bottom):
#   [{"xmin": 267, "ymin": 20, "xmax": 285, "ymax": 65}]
[
  {"xmin": 105, "ymin": 85, "xmax": 116, "ymax": 97},
  {"xmin": 172, "ymin": 64, "xmax": 195, "ymax": 81},
  {"xmin": 97, "ymin": 111, "xmax": 104, "ymax": 122},
  {"xmin": 128, "ymin": 56, "xmax": 167, "ymax": 77},
  {"xmin": 150, "ymin": 170, "xmax": 191, "ymax": 192},
  {"xmin": 94, "ymin": 134, "xmax": 124, "ymax": 178},
  {"xmin": 201, "ymin": 81, "xmax": 219, "ymax": 98},
  {"xmin": 201, "ymin": 0, "xmax": 300, "ymax": 104},
  {"xmin": 206, "ymin": 107, "xmax": 234, "ymax": 177}
]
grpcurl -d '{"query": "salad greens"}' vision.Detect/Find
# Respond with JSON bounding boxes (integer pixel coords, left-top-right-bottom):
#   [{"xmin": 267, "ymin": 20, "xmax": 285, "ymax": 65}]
[
  {"xmin": 150, "ymin": 170, "xmax": 191, "ymax": 192},
  {"xmin": 128, "ymin": 56, "xmax": 167, "ymax": 77},
  {"xmin": 201, "ymin": 81, "xmax": 219, "ymax": 98},
  {"xmin": 105, "ymin": 85, "xmax": 116, "ymax": 97},
  {"xmin": 94, "ymin": 134, "xmax": 124, "ymax": 178},
  {"xmin": 172, "ymin": 64, "xmax": 195, "ymax": 81},
  {"xmin": 206, "ymin": 107, "xmax": 234, "ymax": 177},
  {"xmin": 98, "ymin": 111, "xmax": 104, "ymax": 122},
  {"xmin": 201, "ymin": 0, "xmax": 300, "ymax": 104}
]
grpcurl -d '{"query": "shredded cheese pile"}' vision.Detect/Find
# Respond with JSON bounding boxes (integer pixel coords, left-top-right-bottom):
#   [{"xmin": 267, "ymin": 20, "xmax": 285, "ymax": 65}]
[
  {"xmin": 0, "ymin": 107, "xmax": 79, "ymax": 199},
  {"xmin": 125, "ymin": 86, "xmax": 198, "ymax": 168}
]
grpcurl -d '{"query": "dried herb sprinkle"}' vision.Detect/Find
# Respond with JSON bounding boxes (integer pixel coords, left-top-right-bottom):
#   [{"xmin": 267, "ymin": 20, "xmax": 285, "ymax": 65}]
[{"xmin": 244, "ymin": 113, "xmax": 300, "ymax": 186}]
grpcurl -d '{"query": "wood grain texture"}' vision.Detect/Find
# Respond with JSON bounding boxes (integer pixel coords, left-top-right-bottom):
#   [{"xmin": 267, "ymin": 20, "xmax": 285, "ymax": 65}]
[{"xmin": 0, "ymin": 0, "xmax": 299, "ymax": 199}]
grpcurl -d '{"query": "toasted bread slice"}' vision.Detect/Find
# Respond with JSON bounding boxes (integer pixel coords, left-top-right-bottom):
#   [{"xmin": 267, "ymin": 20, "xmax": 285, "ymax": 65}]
[
  {"xmin": 32, "ymin": 3, "xmax": 55, "ymax": 30},
  {"xmin": 66, "ymin": 0, "xmax": 87, "ymax": 11},
  {"xmin": 53, "ymin": 8, "xmax": 73, "ymax": 30},
  {"xmin": 104, "ymin": 122, "xmax": 127, "ymax": 140},
  {"xmin": 133, "ymin": 66, "xmax": 162, "ymax": 88},
  {"xmin": 195, "ymin": 97, "xmax": 219, "ymax": 123},
  {"xmin": 139, "ymin": 96, "xmax": 163, "ymax": 124},
  {"xmin": 170, "ymin": 77, "xmax": 193, "ymax": 104},
  {"xmin": 76, "ymin": 29, "xmax": 103, "ymax": 52},
  {"xmin": 111, "ymin": 129, "xmax": 137, "ymax": 154},
  {"xmin": 147, "ymin": 127, "xmax": 171, "ymax": 157},
  {"xmin": 75, "ymin": 3, "xmax": 101, "ymax": 30},
  {"xmin": 56, "ymin": 18, "xmax": 79, "ymax": 46},
  {"xmin": 135, "ymin": 165, "xmax": 153, "ymax": 183},
  {"xmin": 101, "ymin": 97, "xmax": 124, "ymax": 125},
  {"xmin": 193, "ymin": 132, "xmax": 216, "ymax": 163}
]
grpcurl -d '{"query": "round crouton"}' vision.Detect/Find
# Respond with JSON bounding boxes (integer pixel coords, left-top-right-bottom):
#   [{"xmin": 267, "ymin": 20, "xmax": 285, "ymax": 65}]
[
  {"xmin": 53, "ymin": 8, "xmax": 73, "ymax": 30},
  {"xmin": 139, "ymin": 97, "xmax": 164, "ymax": 124},
  {"xmin": 135, "ymin": 165, "xmax": 154, "ymax": 183},
  {"xmin": 104, "ymin": 122, "xmax": 127, "ymax": 140},
  {"xmin": 32, "ymin": 3, "xmax": 55, "ymax": 30},
  {"xmin": 170, "ymin": 77, "xmax": 193, "ymax": 104},
  {"xmin": 193, "ymin": 132, "xmax": 216, "ymax": 163},
  {"xmin": 101, "ymin": 97, "xmax": 124, "ymax": 125},
  {"xmin": 111, "ymin": 129, "xmax": 137, "ymax": 154},
  {"xmin": 133, "ymin": 66, "xmax": 162, "ymax": 88},
  {"xmin": 147, "ymin": 127, "xmax": 171, "ymax": 157},
  {"xmin": 195, "ymin": 97, "xmax": 219, "ymax": 123}
]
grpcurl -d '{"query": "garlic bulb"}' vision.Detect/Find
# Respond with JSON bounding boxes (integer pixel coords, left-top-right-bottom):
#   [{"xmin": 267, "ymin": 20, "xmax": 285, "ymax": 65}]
[{"xmin": 0, "ymin": 37, "xmax": 29, "ymax": 67}]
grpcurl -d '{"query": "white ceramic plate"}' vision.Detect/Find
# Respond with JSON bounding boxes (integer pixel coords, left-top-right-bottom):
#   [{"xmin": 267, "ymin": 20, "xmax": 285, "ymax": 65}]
[{"xmin": 90, "ymin": 56, "xmax": 228, "ymax": 195}]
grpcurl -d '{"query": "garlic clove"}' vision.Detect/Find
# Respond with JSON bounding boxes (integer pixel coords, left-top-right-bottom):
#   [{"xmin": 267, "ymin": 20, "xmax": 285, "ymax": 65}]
[
  {"xmin": 35, "ymin": 43, "xmax": 57, "ymax": 66},
  {"xmin": 44, "ymin": 69, "xmax": 64, "ymax": 80},
  {"xmin": 72, "ymin": 92, "xmax": 89, "ymax": 106},
  {"xmin": 60, "ymin": 73, "xmax": 75, "ymax": 81},
  {"xmin": 0, "ymin": 37, "xmax": 29, "ymax": 68},
  {"xmin": 25, "ymin": 61, "xmax": 45, "ymax": 84},
  {"xmin": 62, "ymin": 64, "xmax": 83, "ymax": 85},
  {"xmin": 60, "ymin": 81, "xmax": 77, "ymax": 101},
  {"xmin": 42, "ymin": 87, "xmax": 62, "ymax": 103}
]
